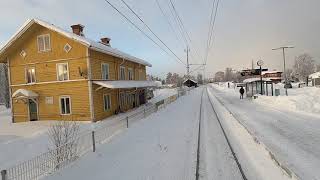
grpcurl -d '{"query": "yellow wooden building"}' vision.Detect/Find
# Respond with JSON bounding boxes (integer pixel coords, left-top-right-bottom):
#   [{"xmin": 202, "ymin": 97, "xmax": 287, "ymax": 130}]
[{"xmin": 0, "ymin": 19, "xmax": 156, "ymax": 123}]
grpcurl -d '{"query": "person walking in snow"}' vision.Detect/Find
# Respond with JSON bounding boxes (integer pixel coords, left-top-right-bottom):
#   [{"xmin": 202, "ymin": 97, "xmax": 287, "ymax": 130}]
[{"xmin": 239, "ymin": 87, "xmax": 245, "ymax": 99}]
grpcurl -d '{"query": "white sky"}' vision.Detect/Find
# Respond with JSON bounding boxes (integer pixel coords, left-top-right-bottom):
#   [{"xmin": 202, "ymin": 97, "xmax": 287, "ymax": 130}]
[{"xmin": 0, "ymin": 0, "xmax": 319, "ymax": 78}]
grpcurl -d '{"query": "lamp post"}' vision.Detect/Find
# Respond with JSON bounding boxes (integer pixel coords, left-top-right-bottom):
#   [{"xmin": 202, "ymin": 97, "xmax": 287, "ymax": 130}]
[
  {"xmin": 257, "ymin": 60, "xmax": 264, "ymax": 95},
  {"xmin": 272, "ymin": 46, "xmax": 294, "ymax": 96}
]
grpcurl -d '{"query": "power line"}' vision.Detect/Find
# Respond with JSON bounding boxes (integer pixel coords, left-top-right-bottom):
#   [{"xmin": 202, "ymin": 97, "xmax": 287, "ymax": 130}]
[
  {"xmin": 155, "ymin": 0, "xmax": 186, "ymax": 49},
  {"xmin": 103, "ymin": 0, "xmax": 186, "ymax": 66},
  {"xmin": 204, "ymin": 0, "xmax": 220, "ymax": 65},
  {"xmin": 168, "ymin": 0, "xmax": 204, "ymax": 63},
  {"xmin": 120, "ymin": 0, "xmax": 186, "ymax": 65}
]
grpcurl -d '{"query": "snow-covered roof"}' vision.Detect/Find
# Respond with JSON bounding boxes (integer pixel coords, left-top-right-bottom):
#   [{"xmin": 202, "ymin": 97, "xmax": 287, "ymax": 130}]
[
  {"xmin": 261, "ymin": 71, "xmax": 282, "ymax": 75},
  {"xmin": 309, "ymin": 72, "xmax": 320, "ymax": 79},
  {"xmin": 12, "ymin": 89, "xmax": 38, "ymax": 99},
  {"xmin": 93, "ymin": 80, "xmax": 158, "ymax": 89},
  {"xmin": 183, "ymin": 79, "xmax": 197, "ymax": 84},
  {"xmin": 0, "ymin": 19, "xmax": 152, "ymax": 67},
  {"xmin": 243, "ymin": 77, "xmax": 272, "ymax": 83}
]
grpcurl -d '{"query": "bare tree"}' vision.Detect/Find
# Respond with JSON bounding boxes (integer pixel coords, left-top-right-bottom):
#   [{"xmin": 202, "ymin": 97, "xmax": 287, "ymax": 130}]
[
  {"xmin": 293, "ymin": 53, "xmax": 315, "ymax": 82},
  {"xmin": 48, "ymin": 121, "xmax": 80, "ymax": 169}
]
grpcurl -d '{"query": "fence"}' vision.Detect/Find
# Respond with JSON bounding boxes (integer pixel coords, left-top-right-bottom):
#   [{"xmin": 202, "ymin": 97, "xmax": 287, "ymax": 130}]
[{"xmin": 1, "ymin": 88, "xmax": 190, "ymax": 180}]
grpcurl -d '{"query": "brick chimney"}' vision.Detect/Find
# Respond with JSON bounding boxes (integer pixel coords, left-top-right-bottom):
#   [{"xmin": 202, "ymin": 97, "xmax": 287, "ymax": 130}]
[
  {"xmin": 71, "ymin": 24, "xmax": 85, "ymax": 36},
  {"xmin": 100, "ymin": 37, "xmax": 111, "ymax": 46}
]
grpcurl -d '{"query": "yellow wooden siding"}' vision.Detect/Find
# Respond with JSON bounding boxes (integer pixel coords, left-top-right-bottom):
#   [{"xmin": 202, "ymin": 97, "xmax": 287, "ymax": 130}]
[
  {"xmin": 11, "ymin": 81, "xmax": 90, "ymax": 122},
  {"xmin": 92, "ymin": 84, "xmax": 119, "ymax": 121},
  {"xmin": 89, "ymin": 50, "xmax": 146, "ymax": 80},
  {"xmin": 8, "ymin": 24, "xmax": 88, "ymax": 85}
]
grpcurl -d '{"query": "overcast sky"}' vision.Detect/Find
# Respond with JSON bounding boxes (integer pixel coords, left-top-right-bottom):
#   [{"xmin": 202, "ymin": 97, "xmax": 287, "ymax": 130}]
[{"xmin": 0, "ymin": 0, "xmax": 319, "ymax": 78}]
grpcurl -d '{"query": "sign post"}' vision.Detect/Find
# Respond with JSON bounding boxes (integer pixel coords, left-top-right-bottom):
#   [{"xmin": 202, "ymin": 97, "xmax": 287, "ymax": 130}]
[{"xmin": 257, "ymin": 60, "xmax": 264, "ymax": 95}]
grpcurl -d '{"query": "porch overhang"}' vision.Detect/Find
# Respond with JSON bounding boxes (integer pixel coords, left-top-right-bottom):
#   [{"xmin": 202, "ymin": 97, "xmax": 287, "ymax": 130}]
[
  {"xmin": 93, "ymin": 80, "xmax": 158, "ymax": 90},
  {"xmin": 12, "ymin": 89, "xmax": 39, "ymax": 100}
]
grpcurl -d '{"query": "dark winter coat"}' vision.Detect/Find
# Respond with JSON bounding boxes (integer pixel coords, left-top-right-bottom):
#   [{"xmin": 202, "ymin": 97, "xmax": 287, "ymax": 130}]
[{"xmin": 239, "ymin": 87, "xmax": 245, "ymax": 94}]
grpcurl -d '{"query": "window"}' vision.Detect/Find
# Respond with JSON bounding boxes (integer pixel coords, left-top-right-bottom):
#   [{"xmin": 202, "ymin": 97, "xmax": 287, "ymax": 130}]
[
  {"xmin": 60, "ymin": 96, "xmax": 71, "ymax": 115},
  {"xmin": 57, "ymin": 63, "xmax": 69, "ymax": 81},
  {"xmin": 120, "ymin": 93, "xmax": 126, "ymax": 109},
  {"xmin": 103, "ymin": 94, "xmax": 111, "ymax": 111},
  {"xmin": 101, "ymin": 63, "xmax": 109, "ymax": 80},
  {"xmin": 20, "ymin": 50, "xmax": 27, "ymax": 58},
  {"xmin": 26, "ymin": 67, "xmax": 36, "ymax": 84},
  {"xmin": 128, "ymin": 68, "xmax": 134, "ymax": 80},
  {"xmin": 64, "ymin": 43, "xmax": 72, "ymax": 53},
  {"xmin": 37, "ymin": 34, "xmax": 51, "ymax": 52},
  {"xmin": 120, "ymin": 66, "xmax": 125, "ymax": 80}
]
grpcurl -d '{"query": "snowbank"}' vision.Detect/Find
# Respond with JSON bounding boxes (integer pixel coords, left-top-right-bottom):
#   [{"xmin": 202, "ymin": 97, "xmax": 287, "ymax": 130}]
[{"xmin": 255, "ymin": 87, "xmax": 320, "ymax": 115}]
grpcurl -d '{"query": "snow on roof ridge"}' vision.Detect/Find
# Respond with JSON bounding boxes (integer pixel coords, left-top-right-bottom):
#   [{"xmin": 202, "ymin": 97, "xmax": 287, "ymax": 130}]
[{"xmin": 0, "ymin": 18, "xmax": 152, "ymax": 67}]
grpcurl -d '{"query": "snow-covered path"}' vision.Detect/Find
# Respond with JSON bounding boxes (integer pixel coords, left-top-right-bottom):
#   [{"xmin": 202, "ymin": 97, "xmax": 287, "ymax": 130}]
[
  {"xmin": 209, "ymin": 85, "xmax": 320, "ymax": 180},
  {"xmin": 46, "ymin": 88, "xmax": 202, "ymax": 180}
]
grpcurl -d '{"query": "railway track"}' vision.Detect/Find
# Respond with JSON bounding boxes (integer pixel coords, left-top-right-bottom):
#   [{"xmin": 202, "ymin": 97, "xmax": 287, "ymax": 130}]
[{"xmin": 195, "ymin": 87, "xmax": 247, "ymax": 180}]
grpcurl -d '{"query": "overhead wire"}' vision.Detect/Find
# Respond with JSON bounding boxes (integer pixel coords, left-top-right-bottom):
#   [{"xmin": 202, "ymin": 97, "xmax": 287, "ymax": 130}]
[{"xmin": 103, "ymin": 0, "xmax": 186, "ymax": 66}]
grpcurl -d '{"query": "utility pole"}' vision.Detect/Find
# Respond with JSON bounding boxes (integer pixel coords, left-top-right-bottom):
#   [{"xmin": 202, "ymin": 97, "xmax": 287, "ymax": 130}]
[
  {"xmin": 185, "ymin": 46, "xmax": 190, "ymax": 76},
  {"xmin": 272, "ymin": 46, "xmax": 294, "ymax": 96}
]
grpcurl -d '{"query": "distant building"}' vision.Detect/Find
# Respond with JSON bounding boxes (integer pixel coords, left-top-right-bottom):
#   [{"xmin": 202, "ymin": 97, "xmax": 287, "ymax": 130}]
[
  {"xmin": 309, "ymin": 72, "xmax": 320, "ymax": 86},
  {"xmin": 241, "ymin": 69, "xmax": 282, "ymax": 97},
  {"xmin": 214, "ymin": 71, "xmax": 224, "ymax": 82},
  {"xmin": 183, "ymin": 79, "xmax": 197, "ymax": 87}
]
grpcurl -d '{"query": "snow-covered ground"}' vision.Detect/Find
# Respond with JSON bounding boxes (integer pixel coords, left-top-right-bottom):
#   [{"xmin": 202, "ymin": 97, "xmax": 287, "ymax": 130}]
[
  {"xmin": 43, "ymin": 87, "xmax": 291, "ymax": 180},
  {"xmin": 214, "ymin": 82, "xmax": 320, "ymax": 115},
  {"xmin": 255, "ymin": 87, "xmax": 320, "ymax": 115},
  {"xmin": 210, "ymin": 83, "xmax": 320, "ymax": 180},
  {"xmin": 46, "ymin": 88, "xmax": 201, "ymax": 180},
  {"xmin": 0, "ymin": 88, "xmax": 179, "ymax": 171},
  {"xmin": 149, "ymin": 88, "xmax": 177, "ymax": 103}
]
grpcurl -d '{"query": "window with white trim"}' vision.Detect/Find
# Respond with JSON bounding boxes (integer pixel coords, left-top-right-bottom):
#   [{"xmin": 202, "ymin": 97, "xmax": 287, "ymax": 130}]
[
  {"xmin": 37, "ymin": 34, "xmax": 51, "ymax": 52},
  {"xmin": 101, "ymin": 63, "xmax": 109, "ymax": 80},
  {"xmin": 103, "ymin": 94, "xmax": 111, "ymax": 111},
  {"xmin": 57, "ymin": 63, "xmax": 69, "ymax": 81},
  {"xmin": 60, "ymin": 96, "xmax": 71, "ymax": 115},
  {"xmin": 26, "ymin": 67, "xmax": 36, "ymax": 84},
  {"xmin": 128, "ymin": 68, "xmax": 134, "ymax": 80},
  {"xmin": 120, "ymin": 66, "xmax": 125, "ymax": 80}
]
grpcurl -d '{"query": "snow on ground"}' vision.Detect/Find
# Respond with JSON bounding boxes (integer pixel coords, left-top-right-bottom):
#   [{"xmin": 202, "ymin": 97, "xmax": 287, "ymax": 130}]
[
  {"xmin": 206, "ymin": 88, "xmax": 292, "ymax": 180},
  {"xmin": 0, "ymin": 87, "xmax": 177, "ymax": 171},
  {"xmin": 209, "ymin": 83, "xmax": 320, "ymax": 180},
  {"xmin": 199, "ymin": 89, "xmax": 243, "ymax": 180},
  {"xmin": 213, "ymin": 82, "xmax": 320, "ymax": 115},
  {"xmin": 46, "ymin": 88, "xmax": 201, "ymax": 180},
  {"xmin": 149, "ymin": 88, "xmax": 177, "ymax": 103},
  {"xmin": 255, "ymin": 87, "xmax": 320, "ymax": 115}
]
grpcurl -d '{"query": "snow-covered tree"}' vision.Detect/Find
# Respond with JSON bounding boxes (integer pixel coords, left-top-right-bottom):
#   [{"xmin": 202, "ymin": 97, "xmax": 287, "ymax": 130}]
[{"xmin": 293, "ymin": 53, "xmax": 315, "ymax": 82}]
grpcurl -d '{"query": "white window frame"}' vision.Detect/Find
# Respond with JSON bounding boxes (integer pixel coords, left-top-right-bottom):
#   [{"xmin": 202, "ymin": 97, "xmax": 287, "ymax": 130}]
[
  {"xmin": 37, "ymin": 34, "xmax": 51, "ymax": 52},
  {"xmin": 26, "ymin": 66, "xmax": 36, "ymax": 84},
  {"xmin": 128, "ymin": 68, "xmax": 134, "ymax": 80},
  {"xmin": 59, "ymin": 96, "xmax": 72, "ymax": 115},
  {"xmin": 103, "ymin": 94, "xmax": 112, "ymax": 111},
  {"xmin": 101, "ymin": 63, "xmax": 110, "ymax": 80},
  {"xmin": 56, "ymin": 63, "xmax": 69, "ymax": 81},
  {"xmin": 120, "ymin": 66, "xmax": 126, "ymax": 80}
]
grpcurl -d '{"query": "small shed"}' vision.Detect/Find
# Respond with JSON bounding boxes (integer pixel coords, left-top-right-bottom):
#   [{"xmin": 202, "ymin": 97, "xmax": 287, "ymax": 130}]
[
  {"xmin": 309, "ymin": 72, "xmax": 320, "ymax": 86},
  {"xmin": 183, "ymin": 79, "xmax": 198, "ymax": 87}
]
